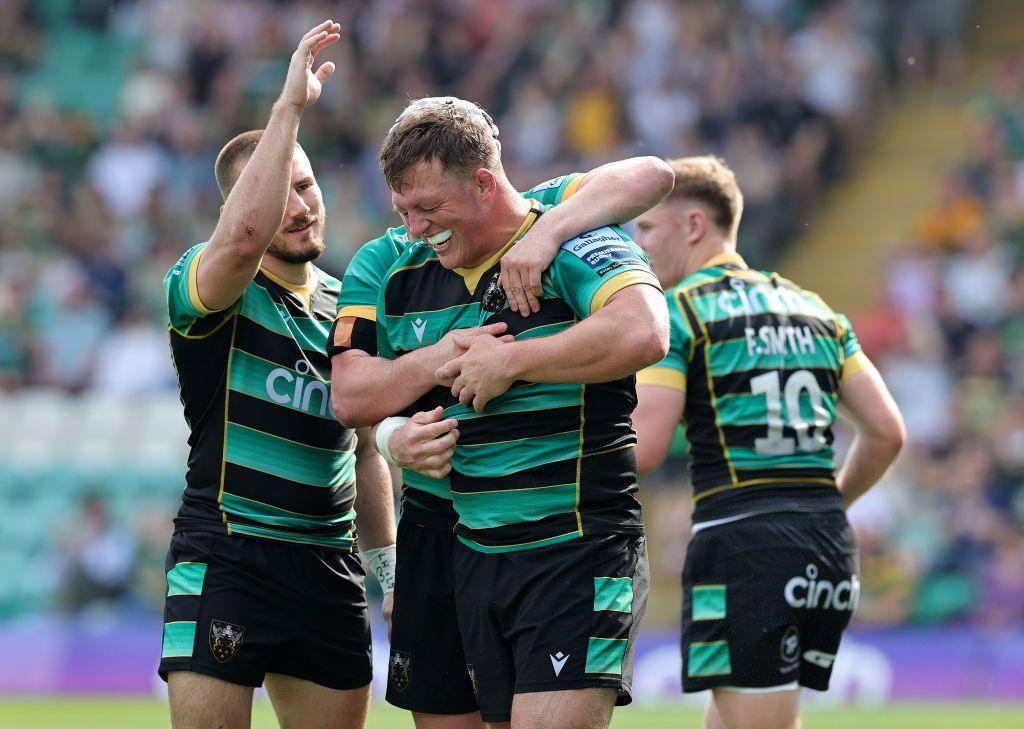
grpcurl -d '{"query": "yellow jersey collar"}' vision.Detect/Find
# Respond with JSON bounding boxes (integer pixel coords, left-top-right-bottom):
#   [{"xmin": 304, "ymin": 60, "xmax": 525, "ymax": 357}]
[
  {"xmin": 260, "ymin": 266, "xmax": 319, "ymax": 310},
  {"xmin": 454, "ymin": 199, "xmax": 544, "ymax": 294},
  {"xmin": 702, "ymin": 250, "xmax": 747, "ymax": 271}
]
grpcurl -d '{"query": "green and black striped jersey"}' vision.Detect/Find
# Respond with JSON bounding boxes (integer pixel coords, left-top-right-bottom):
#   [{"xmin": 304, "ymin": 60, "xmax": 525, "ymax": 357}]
[
  {"xmin": 326, "ymin": 173, "xmax": 587, "ymax": 530},
  {"xmin": 165, "ymin": 244, "xmax": 356, "ymax": 550},
  {"xmin": 637, "ymin": 252, "xmax": 869, "ymax": 523},
  {"xmin": 377, "ymin": 202, "xmax": 661, "ymax": 553}
]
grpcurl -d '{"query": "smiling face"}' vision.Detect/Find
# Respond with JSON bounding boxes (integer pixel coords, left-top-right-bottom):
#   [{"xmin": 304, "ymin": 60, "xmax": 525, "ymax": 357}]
[
  {"xmin": 264, "ymin": 147, "xmax": 326, "ymax": 265},
  {"xmin": 392, "ymin": 158, "xmax": 491, "ymax": 269}
]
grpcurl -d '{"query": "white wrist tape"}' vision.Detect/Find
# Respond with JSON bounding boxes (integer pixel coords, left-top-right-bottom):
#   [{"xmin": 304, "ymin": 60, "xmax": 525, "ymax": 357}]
[
  {"xmin": 375, "ymin": 416, "xmax": 409, "ymax": 466},
  {"xmin": 363, "ymin": 544, "xmax": 396, "ymax": 593}
]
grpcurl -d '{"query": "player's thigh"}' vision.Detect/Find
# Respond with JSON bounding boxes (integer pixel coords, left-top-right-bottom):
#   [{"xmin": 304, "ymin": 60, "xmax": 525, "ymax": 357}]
[
  {"xmin": 168, "ymin": 670, "xmax": 253, "ymax": 729},
  {"xmin": 264, "ymin": 673, "xmax": 369, "ymax": 729},
  {"xmin": 413, "ymin": 710, "xmax": 486, "ymax": 729},
  {"xmin": 510, "ymin": 687, "xmax": 616, "ymax": 729},
  {"xmin": 711, "ymin": 687, "xmax": 801, "ymax": 729}
]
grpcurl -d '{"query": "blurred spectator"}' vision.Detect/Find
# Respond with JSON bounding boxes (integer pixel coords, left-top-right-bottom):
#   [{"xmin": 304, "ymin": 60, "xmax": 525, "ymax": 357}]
[{"xmin": 59, "ymin": 495, "xmax": 138, "ymax": 612}]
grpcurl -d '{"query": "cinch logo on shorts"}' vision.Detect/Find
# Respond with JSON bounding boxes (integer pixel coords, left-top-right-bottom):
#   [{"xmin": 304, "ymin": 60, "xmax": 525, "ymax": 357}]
[{"xmin": 783, "ymin": 563, "xmax": 859, "ymax": 611}]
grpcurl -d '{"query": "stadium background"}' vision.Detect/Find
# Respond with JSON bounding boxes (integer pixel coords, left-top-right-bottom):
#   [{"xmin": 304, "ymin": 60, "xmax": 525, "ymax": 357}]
[{"xmin": 0, "ymin": 0, "xmax": 1023, "ymax": 726}]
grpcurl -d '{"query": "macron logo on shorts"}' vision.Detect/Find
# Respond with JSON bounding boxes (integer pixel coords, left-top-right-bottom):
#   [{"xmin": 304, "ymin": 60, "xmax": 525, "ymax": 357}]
[{"xmin": 550, "ymin": 651, "xmax": 570, "ymax": 676}]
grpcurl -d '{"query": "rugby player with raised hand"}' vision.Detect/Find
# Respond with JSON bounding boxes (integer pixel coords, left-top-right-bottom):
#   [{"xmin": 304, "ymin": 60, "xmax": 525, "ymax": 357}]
[
  {"xmin": 328, "ymin": 96, "xmax": 674, "ymax": 729},
  {"xmin": 370, "ymin": 98, "xmax": 670, "ymax": 729},
  {"xmin": 631, "ymin": 157, "xmax": 905, "ymax": 729},
  {"xmin": 160, "ymin": 21, "xmax": 393, "ymax": 729}
]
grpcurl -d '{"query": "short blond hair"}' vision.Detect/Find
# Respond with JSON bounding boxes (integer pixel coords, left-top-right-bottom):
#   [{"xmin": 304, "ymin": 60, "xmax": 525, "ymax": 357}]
[
  {"xmin": 378, "ymin": 97, "xmax": 501, "ymax": 191},
  {"xmin": 665, "ymin": 156, "xmax": 744, "ymax": 238}
]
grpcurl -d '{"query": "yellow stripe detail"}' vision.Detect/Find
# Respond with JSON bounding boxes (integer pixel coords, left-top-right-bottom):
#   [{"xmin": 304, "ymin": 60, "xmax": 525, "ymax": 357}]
[
  {"xmin": 574, "ymin": 378, "xmax": 585, "ymax": 535},
  {"xmin": 590, "ymin": 270, "xmax": 662, "ymax": 314},
  {"xmin": 336, "ymin": 305, "xmax": 376, "ymax": 321},
  {"xmin": 680, "ymin": 288, "xmax": 737, "ymax": 485},
  {"xmin": 187, "ymin": 247, "xmax": 219, "ymax": 315},
  {"xmin": 694, "ymin": 477, "xmax": 837, "ymax": 502},
  {"xmin": 561, "ymin": 174, "xmax": 584, "ymax": 200},
  {"xmin": 218, "ymin": 316, "xmax": 240, "ymax": 525},
  {"xmin": 701, "ymin": 250, "xmax": 747, "ymax": 269},
  {"xmin": 841, "ymin": 351, "xmax": 870, "ymax": 381},
  {"xmin": 636, "ymin": 366, "xmax": 686, "ymax": 392}
]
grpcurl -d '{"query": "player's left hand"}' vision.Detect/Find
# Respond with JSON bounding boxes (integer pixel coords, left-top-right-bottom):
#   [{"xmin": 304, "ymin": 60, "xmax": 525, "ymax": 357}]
[
  {"xmin": 436, "ymin": 334, "xmax": 516, "ymax": 413},
  {"xmin": 382, "ymin": 591, "xmax": 394, "ymax": 640},
  {"xmin": 499, "ymin": 216, "xmax": 559, "ymax": 316}
]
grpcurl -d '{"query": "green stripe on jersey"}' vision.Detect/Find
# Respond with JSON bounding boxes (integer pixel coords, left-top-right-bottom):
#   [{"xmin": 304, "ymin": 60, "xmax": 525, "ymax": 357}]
[
  {"xmin": 456, "ymin": 529, "xmax": 581, "ymax": 554},
  {"xmin": 706, "ymin": 338, "xmax": 842, "ymax": 376},
  {"xmin": 166, "ymin": 563, "xmax": 206, "ymax": 597},
  {"xmin": 446, "ymin": 383, "xmax": 583, "ymax": 420},
  {"xmin": 221, "ymin": 492, "xmax": 355, "ymax": 531},
  {"xmin": 161, "ymin": 621, "xmax": 196, "ymax": 658},
  {"xmin": 453, "ymin": 430, "xmax": 580, "ymax": 478},
  {"xmin": 455, "ymin": 483, "xmax": 578, "ymax": 530},
  {"xmin": 229, "ymin": 350, "xmax": 335, "ymax": 420},
  {"xmin": 225, "ymin": 422, "xmax": 354, "ymax": 487},
  {"xmin": 240, "ymin": 287, "xmax": 329, "ymax": 353},
  {"xmin": 228, "ymin": 521, "xmax": 354, "ymax": 550},
  {"xmin": 402, "ymin": 470, "xmax": 452, "ymax": 501}
]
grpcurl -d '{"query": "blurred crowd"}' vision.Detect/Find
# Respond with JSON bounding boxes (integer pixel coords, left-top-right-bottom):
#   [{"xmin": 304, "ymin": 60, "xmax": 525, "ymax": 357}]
[
  {"xmin": 5, "ymin": 0, "xmax": 1017, "ymax": 631},
  {"xmin": 843, "ymin": 55, "xmax": 1024, "ymax": 630},
  {"xmin": 0, "ymin": 0, "xmax": 959, "ymax": 391}
]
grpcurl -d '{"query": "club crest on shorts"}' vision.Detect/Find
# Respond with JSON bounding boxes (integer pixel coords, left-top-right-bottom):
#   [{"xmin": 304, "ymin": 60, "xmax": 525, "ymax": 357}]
[
  {"xmin": 779, "ymin": 625, "xmax": 800, "ymax": 667},
  {"xmin": 209, "ymin": 620, "xmax": 244, "ymax": 663},
  {"xmin": 389, "ymin": 650, "xmax": 412, "ymax": 692},
  {"xmin": 466, "ymin": 663, "xmax": 478, "ymax": 695}
]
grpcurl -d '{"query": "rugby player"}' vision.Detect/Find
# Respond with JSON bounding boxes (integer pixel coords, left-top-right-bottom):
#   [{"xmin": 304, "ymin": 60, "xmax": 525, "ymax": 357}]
[
  {"xmin": 631, "ymin": 156, "xmax": 905, "ymax": 729},
  {"xmin": 369, "ymin": 98, "xmax": 670, "ymax": 729},
  {"xmin": 160, "ymin": 22, "xmax": 393, "ymax": 729},
  {"xmin": 328, "ymin": 97, "xmax": 675, "ymax": 729}
]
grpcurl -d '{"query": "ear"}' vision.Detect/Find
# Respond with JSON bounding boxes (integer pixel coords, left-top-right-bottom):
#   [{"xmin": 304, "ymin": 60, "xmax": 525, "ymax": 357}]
[
  {"xmin": 473, "ymin": 169, "xmax": 498, "ymax": 201},
  {"xmin": 219, "ymin": 204, "xmax": 225, "ymax": 217},
  {"xmin": 686, "ymin": 208, "xmax": 708, "ymax": 247}
]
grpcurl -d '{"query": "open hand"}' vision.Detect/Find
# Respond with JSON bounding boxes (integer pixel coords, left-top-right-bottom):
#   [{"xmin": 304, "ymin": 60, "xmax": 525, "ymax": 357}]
[{"xmin": 280, "ymin": 20, "xmax": 341, "ymax": 111}]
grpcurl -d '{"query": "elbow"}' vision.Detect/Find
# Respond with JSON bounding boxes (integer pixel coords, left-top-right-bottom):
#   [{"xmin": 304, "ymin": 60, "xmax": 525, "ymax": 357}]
[
  {"xmin": 885, "ymin": 416, "xmax": 907, "ymax": 457},
  {"xmin": 642, "ymin": 157, "xmax": 675, "ymax": 203},
  {"xmin": 331, "ymin": 385, "xmax": 372, "ymax": 429},
  {"xmin": 635, "ymin": 444, "xmax": 659, "ymax": 476},
  {"xmin": 638, "ymin": 321, "xmax": 670, "ymax": 369}
]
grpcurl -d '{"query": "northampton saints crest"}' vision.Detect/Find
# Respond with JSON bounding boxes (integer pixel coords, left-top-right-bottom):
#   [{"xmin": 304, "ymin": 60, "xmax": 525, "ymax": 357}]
[
  {"xmin": 481, "ymin": 272, "xmax": 507, "ymax": 313},
  {"xmin": 389, "ymin": 650, "xmax": 412, "ymax": 692},
  {"xmin": 209, "ymin": 620, "xmax": 244, "ymax": 663}
]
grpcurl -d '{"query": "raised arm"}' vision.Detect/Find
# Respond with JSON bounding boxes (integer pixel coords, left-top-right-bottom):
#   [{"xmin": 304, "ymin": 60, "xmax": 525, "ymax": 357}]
[
  {"xmin": 501, "ymin": 157, "xmax": 675, "ymax": 313},
  {"xmin": 835, "ymin": 361, "xmax": 905, "ymax": 507},
  {"xmin": 195, "ymin": 21, "xmax": 340, "ymax": 311},
  {"xmin": 438, "ymin": 284, "xmax": 669, "ymax": 412}
]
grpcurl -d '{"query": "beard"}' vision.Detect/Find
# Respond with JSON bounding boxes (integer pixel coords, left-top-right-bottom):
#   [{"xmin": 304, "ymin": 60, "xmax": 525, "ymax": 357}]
[{"xmin": 266, "ymin": 211, "xmax": 327, "ymax": 265}]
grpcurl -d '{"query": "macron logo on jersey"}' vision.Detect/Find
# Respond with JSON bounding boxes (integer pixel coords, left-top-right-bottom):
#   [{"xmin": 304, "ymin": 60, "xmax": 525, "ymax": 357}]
[{"xmin": 412, "ymin": 317, "xmax": 427, "ymax": 343}]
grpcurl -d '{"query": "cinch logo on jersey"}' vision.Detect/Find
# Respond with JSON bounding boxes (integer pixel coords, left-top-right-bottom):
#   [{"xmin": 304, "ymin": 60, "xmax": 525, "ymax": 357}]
[
  {"xmin": 717, "ymin": 276, "xmax": 806, "ymax": 318},
  {"xmin": 265, "ymin": 359, "xmax": 332, "ymax": 417},
  {"xmin": 784, "ymin": 563, "xmax": 860, "ymax": 611}
]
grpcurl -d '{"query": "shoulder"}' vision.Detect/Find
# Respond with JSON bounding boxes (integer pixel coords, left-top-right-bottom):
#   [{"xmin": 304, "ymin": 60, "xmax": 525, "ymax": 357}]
[
  {"xmin": 350, "ymin": 226, "xmax": 415, "ymax": 271},
  {"xmin": 555, "ymin": 225, "xmax": 636, "ymax": 265}
]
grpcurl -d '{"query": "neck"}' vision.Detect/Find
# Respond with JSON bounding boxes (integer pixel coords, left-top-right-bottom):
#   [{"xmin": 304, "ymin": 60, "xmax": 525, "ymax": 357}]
[
  {"xmin": 685, "ymin": 237, "xmax": 736, "ymax": 279},
  {"xmin": 464, "ymin": 185, "xmax": 533, "ymax": 268},
  {"xmin": 260, "ymin": 256, "xmax": 313, "ymax": 286}
]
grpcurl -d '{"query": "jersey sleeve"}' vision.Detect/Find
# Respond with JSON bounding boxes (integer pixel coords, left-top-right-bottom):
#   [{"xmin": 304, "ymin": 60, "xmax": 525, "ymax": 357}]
[
  {"xmin": 636, "ymin": 290, "xmax": 692, "ymax": 392},
  {"xmin": 521, "ymin": 173, "xmax": 585, "ymax": 206},
  {"xmin": 543, "ymin": 226, "xmax": 662, "ymax": 319},
  {"xmin": 328, "ymin": 230, "xmax": 406, "ymax": 358},
  {"xmin": 836, "ymin": 312, "xmax": 870, "ymax": 380},
  {"xmin": 164, "ymin": 243, "xmax": 230, "ymax": 335}
]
